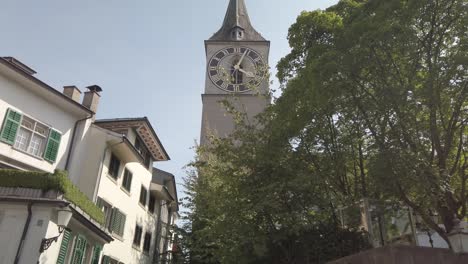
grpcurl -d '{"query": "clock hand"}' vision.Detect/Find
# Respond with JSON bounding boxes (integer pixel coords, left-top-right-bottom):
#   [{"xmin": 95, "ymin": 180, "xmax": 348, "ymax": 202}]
[
  {"xmin": 235, "ymin": 50, "xmax": 248, "ymax": 69},
  {"xmin": 238, "ymin": 68, "xmax": 255, "ymax": 78}
]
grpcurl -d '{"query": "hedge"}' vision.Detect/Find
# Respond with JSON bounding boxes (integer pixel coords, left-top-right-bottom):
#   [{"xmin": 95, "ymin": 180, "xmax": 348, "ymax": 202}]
[{"xmin": 0, "ymin": 169, "xmax": 105, "ymax": 225}]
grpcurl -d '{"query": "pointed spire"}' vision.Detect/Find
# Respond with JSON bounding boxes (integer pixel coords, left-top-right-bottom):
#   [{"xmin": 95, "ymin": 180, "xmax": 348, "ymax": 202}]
[{"xmin": 209, "ymin": 0, "xmax": 266, "ymax": 41}]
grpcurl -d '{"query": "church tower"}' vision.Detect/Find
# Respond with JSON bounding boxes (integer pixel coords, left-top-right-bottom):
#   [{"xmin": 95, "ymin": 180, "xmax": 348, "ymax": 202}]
[{"xmin": 200, "ymin": 0, "xmax": 270, "ymax": 146}]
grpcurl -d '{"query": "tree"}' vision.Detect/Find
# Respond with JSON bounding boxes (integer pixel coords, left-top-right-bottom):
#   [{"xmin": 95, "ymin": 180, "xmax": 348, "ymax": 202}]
[
  {"xmin": 277, "ymin": 0, "xmax": 467, "ymax": 244},
  {"xmin": 180, "ymin": 101, "xmax": 370, "ymax": 263}
]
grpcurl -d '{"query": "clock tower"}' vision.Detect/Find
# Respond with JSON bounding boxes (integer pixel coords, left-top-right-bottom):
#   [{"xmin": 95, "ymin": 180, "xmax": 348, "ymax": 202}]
[{"xmin": 200, "ymin": 0, "xmax": 270, "ymax": 146}]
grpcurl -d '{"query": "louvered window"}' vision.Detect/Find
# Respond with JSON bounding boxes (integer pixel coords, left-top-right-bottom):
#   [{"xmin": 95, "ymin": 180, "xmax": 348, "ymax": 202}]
[
  {"xmin": 110, "ymin": 208, "xmax": 126, "ymax": 237},
  {"xmin": 70, "ymin": 235, "xmax": 87, "ymax": 264},
  {"xmin": 91, "ymin": 245, "xmax": 102, "ymax": 264}
]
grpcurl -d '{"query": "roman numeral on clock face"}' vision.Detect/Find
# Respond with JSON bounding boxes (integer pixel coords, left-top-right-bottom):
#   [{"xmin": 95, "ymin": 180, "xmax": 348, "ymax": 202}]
[{"xmin": 220, "ymin": 81, "xmax": 228, "ymax": 90}]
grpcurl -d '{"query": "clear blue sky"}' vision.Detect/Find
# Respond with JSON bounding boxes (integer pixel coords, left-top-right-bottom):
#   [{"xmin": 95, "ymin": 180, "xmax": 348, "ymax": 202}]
[{"xmin": 0, "ymin": 0, "xmax": 338, "ymax": 198}]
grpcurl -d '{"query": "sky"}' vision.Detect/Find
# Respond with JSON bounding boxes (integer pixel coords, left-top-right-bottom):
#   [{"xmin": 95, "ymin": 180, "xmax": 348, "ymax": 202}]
[{"xmin": 0, "ymin": 0, "xmax": 339, "ymax": 199}]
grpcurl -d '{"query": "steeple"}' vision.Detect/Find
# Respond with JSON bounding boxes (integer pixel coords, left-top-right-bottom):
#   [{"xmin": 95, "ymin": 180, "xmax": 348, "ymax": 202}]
[{"xmin": 209, "ymin": 0, "xmax": 266, "ymax": 41}]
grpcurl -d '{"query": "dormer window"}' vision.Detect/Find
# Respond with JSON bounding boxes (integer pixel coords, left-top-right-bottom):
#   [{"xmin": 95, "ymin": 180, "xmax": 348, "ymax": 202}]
[{"xmin": 231, "ymin": 27, "xmax": 244, "ymax": 40}]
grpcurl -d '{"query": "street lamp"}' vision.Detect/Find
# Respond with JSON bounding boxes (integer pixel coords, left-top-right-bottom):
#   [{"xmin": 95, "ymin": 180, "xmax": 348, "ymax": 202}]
[{"xmin": 39, "ymin": 208, "xmax": 73, "ymax": 253}]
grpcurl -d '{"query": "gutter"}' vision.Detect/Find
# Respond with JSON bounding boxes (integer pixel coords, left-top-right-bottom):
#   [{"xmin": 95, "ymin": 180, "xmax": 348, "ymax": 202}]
[{"xmin": 14, "ymin": 202, "xmax": 32, "ymax": 264}]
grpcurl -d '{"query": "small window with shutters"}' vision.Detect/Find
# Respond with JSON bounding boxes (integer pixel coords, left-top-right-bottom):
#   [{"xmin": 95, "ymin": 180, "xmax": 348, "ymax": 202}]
[{"xmin": 0, "ymin": 108, "xmax": 62, "ymax": 162}]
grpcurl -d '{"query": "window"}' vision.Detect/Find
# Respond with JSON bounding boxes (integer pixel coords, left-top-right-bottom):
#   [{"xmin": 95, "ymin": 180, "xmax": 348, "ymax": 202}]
[
  {"xmin": 108, "ymin": 154, "xmax": 120, "ymax": 179},
  {"xmin": 90, "ymin": 245, "xmax": 102, "ymax": 264},
  {"xmin": 110, "ymin": 208, "xmax": 126, "ymax": 237},
  {"xmin": 122, "ymin": 169, "xmax": 133, "ymax": 192},
  {"xmin": 148, "ymin": 194, "xmax": 156, "ymax": 214},
  {"xmin": 135, "ymin": 136, "xmax": 152, "ymax": 169},
  {"xmin": 96, "ymin": 198, "xmax": 113, "ymax": 230},
  {"xmin": 97, "ymin": 198, "xmax": 126, "ymax": 237},
  {"xmin": 143, "ymin": 232, "xmax": 152, "ymax": 253},
  {"xmin": 0, "ymin": 109, "xmax": 62, "ymax": 162},
  {"xmin": 70, "ymin": 235, "xmax": 87, "ymax": 264},
  {"xmin": 139, "ymin": 186, "xmax": 148, "ymax": 207},
  {"xmin": 133, "ymin": 225, "xmax": 143, "ymax": 247}
]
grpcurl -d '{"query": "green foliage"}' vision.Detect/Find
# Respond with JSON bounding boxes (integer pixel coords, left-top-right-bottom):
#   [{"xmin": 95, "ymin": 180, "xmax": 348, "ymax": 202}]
[
  {"xmin": 276, "ymin": 0, "xmax": 467, "ymax": 244},
  {"xmin": 183, "ymin": 0, "xmax": 467, "ymax": 261},
  {"xmin": 0, "ymin": 169, "xmax": 105, "ymax": 225}
]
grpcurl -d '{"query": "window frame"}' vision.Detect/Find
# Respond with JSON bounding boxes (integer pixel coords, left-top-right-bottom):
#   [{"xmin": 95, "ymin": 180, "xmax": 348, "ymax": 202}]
[
  {"xmin": 143, "ymin": 232, "xmax": 152, "ymax": 254},
  {"xmin": 133, "ymin": 224, "xmax": 143, "ymax": 248},
  {"xmin": 108, "ymin": 154, "xmax": 121, "ymax": 180},
  {"xmin": 14, "ymin": 115, "xmax": 50, "ymax": 158},
  {"xmin": 139, "ymin": 185, "xmax": 148, "ymax": 208},
  {"xmin": 148, "ymin": 194, "xmax": 156, "ymax": 214},
  {"xmin": 121, "ymin": 168, "xmax": 133, "ymax": 193}
]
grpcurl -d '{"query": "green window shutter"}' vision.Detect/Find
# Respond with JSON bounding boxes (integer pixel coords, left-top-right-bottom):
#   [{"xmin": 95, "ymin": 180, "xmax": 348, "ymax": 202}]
[
  {"xmin": 0, "ymin": 109, "xmax": 22, "ymax": 145},
  {"xmin": 91, "ymin": 245, "xmax": 102, "ymax": 264},
  {"xmin": 110, "ymin": 208, "xmax": 119, "ymax": 234},
  {"xmin": 110, "ymin": 209, "xmax": 126, "ymax": 237},
  {"xmin": 119, "ymin": 212, "xmax": 126, "ymax": 237},
  {"xmin": 56, "ymin": 229, "xmax": 71, "ymax": 264},
  {"xmin": 71, "ymin": 235, "xmax": 87, "ymax": 264},
  {"xmin": 44, "ymin": 129, "xmax": 61, "ymax": 163}
]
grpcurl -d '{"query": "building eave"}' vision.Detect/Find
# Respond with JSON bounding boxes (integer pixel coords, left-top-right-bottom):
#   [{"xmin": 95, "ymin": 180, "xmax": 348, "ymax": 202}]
[
  {"xmin": 94, "ymin": 118, "xmax": 170, "ymax": 161},
  {"xmin": 0, "ymin": 57, "xmax": 94, "ymax": 117}
]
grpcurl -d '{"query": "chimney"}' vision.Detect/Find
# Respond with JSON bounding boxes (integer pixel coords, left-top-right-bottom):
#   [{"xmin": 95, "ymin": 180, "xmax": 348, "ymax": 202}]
[
  {"xmin": 63, "ymin": 86, "xmax": 82, "ymax": 102},
  {"xmin": 2, "ymin": 57, "xmax": 37, "ymax": 75},
  {"xmin": 82, "ymin": 85, "xmax": 103, "ymax": 113}
]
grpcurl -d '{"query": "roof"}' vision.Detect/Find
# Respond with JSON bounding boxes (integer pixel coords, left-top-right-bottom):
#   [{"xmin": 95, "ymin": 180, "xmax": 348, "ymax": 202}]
[
  {"xmin": 0, "ymin": 57, "xmax": 94, "ymax": 115},
  {"xmin": 152, "ymin": 168, "xmax": 179, "ymax": 212},
  {"xmin": 94, "ymin": 117, "xmax": 170, "ymax": 161},
  {"xmin": 209, "ymin": 0, "xmax": 266, "ymax": 41}
]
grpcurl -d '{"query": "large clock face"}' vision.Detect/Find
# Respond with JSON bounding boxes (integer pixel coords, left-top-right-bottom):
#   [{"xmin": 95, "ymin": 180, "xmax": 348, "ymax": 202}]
[{"xmin": 208, "ymin": 46, "xmax": 266, "ymax": 93}]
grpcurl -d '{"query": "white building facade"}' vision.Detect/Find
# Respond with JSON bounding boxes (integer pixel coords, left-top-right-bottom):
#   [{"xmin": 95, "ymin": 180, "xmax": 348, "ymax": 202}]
[
  {"xmin": 0, "ymin": 57, "xmax": 113, "ymax": 264},
  {"xmin": 0, "ymin": 57, "xmax": 179, "ymax": 264}
]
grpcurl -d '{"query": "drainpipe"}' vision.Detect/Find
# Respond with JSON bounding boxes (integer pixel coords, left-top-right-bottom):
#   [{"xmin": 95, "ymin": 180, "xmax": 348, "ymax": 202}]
[
  {"xmin": 92, "ymin": 137, "xmax": 125, "ymax": 201},
  {"xmin": 65, "ymin": 114, "xmax": 94, "ymax": 172},
  {"xmin": 14, "ymin": 202, "xmax": 34, "ymax": 264},
  {"xmin": 154, "ymin": 200, "xmax": 164, "ymax": 263}
]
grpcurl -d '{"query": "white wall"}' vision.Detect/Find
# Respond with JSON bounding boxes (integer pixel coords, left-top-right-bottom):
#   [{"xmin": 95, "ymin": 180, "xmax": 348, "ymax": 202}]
[
  {"xmin": 0, "ymin": 73, "xmax": 85, "ymax": 172},
  {"xmin": 0, "ymin": 203, "xmax": 54, "ymax": 264},
  {"xmin": 73, "ymin": 125, "xmax": 160, "ymax": 264}
]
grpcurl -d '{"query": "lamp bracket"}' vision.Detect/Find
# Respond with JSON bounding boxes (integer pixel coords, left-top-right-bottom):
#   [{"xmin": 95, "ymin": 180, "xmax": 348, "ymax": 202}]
[{"xmin": 39, "ymin": 226, "xmax": 66, "ymax": 253}]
